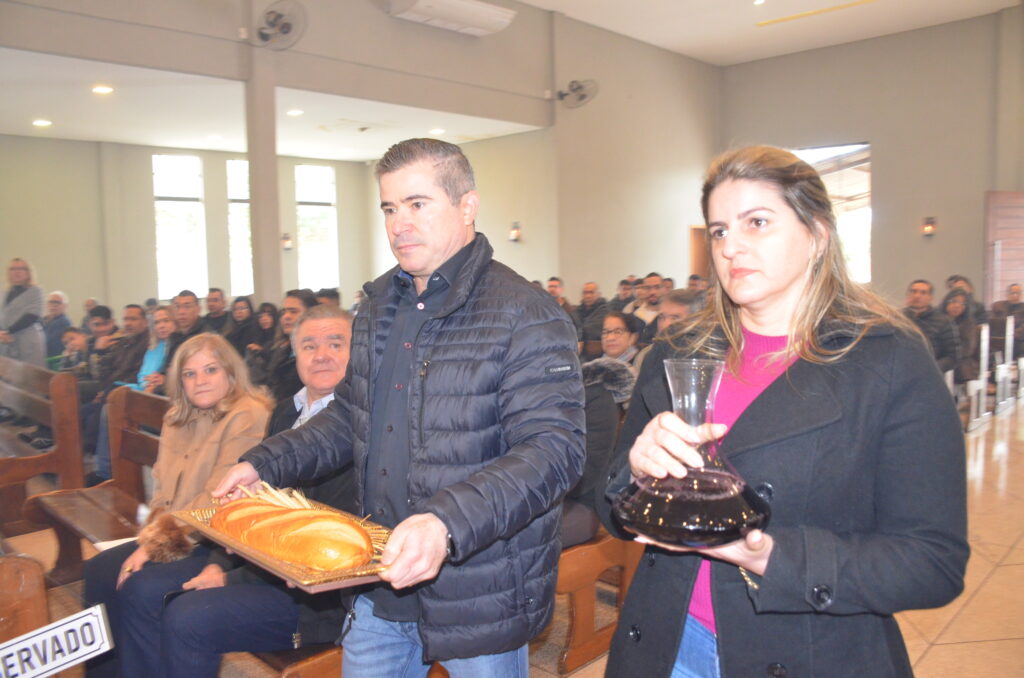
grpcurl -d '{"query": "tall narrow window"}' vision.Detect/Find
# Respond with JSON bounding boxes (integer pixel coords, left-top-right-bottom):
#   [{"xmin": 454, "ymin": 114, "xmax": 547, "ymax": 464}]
[
  {"xmin": 153, "ymin": 155, "xmax": 208, "ymax": 300},
  {"xmin": 295, "ymin": 164, "xmax": 339, "ymax": 291},
  {"xmin": 226, "ymin": 159, "xmax": 254, "ymax": 297},
  {"xmin": 792, "ymin": 144, "xmax": 872, "ymax": 283}
]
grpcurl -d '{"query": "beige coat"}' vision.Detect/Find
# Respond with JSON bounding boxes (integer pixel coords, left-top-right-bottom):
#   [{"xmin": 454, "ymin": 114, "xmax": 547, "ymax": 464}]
[{"xmin": 150, "ymin": 394, "xmax": 270, "ymax": 512}]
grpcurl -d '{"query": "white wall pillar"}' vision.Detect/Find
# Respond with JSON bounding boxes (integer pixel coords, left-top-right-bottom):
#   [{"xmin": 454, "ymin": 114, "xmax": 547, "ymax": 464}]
[
  {"xmin": 994, "ymin": 5, "xmax": 1024, "ymax": 192},
  {"xmin": 246, "ymin": 47, "xmax": 283, "ymax": 305},
  {"xmin": 203, "ymin": 158, "xmax": 231, "ymax": 296}
]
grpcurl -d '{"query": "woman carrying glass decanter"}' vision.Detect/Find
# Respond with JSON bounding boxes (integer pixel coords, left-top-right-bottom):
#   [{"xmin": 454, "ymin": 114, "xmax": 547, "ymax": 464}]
[{"xmin": 600, "ymin": 146, "xmax": 968, "ymax": 678}]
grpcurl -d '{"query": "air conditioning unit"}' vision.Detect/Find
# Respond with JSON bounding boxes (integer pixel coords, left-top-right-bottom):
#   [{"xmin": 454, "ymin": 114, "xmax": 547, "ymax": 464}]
[{"xmin": 387, "ymin": 0, "xmax": 516, "ymax": 37}]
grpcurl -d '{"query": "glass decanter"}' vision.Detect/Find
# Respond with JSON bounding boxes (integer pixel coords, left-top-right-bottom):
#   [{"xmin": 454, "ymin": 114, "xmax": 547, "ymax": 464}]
[{"xmin": 612, "ymin": 358, "xmax": 770, "ymax": 547}]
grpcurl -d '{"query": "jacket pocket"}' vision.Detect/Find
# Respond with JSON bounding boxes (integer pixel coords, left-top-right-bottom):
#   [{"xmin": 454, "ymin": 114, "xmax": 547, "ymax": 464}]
[{"xmin": 506, "ymin": 539, "xmax": 527, "ymax": 613}]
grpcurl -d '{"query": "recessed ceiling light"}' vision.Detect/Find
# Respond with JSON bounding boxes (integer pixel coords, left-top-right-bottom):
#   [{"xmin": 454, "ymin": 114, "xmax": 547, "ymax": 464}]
[
  {"xmin": 754, "ymin": 0, "xmax": 765, "ymax": 4},
  {"xmin": 32, "ymin": 119, "xmax": 52, "ymax": 128},
  {"xmin": 429, "ymin": 128, "xmax": 445, "ymax": 135},
  {"xmin": 286, "ymin": 109, "xmax": 304, "ymax": 117},
  {"xmin": 92, "ymin": 85, "xmax": 114, "ymax": 94},
  {"xmin": 208, "ymin": 134, "xmax": 223, "ymax": 141}
]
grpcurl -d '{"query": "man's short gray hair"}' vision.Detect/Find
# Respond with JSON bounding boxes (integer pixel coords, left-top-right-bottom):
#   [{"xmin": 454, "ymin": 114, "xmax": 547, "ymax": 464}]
[
  {"xmin": 375, "ymin": 138, "xmax": 475, "ymax": 205},
  {"xmin": 49, "ymin": 290, "xmax": 69, "ymax": 304},
  {"xmin": 290, "ymin": 304, "xmax": 353, "ymax": 351},
  {"xmin": 665, "ymin": 288, "xmax": 702, "ymax": 312}
]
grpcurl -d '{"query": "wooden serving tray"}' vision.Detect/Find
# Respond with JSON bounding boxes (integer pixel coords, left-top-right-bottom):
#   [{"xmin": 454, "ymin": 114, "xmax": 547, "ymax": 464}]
[{"xmin": 175, "ymin": 502, "xmax": 390, "ymax": 593}]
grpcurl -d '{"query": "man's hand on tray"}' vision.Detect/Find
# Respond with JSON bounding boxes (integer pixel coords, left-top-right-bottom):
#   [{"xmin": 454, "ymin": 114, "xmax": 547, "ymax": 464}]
[
  {"xmin": 211, "ymin": 462, "xmax": 262, "ymax": 502},
  {"xmin": 378, "ymin": 512, "xmax": 449, "ymax": 589}
]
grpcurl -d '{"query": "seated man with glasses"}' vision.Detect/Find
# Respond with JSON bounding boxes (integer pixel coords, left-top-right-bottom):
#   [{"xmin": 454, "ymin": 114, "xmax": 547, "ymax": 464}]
[{"xmin": 624, "ymin": 272, "xmax": 665, "ymax": 326}]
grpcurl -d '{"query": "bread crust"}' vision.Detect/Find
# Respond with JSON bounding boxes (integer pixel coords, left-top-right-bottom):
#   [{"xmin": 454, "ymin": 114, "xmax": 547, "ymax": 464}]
[{"xmin": 211, "ymin": 498, "xmax": 373, "ymax": 571}]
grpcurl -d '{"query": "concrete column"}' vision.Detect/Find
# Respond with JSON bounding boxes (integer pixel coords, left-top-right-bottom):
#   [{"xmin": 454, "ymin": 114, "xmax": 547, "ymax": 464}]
[
  {"xmin": 203, "ymin": 157, "xmax": 231, "ymax": 295},
  {"xmin": 246, "ymin": 46, "xmax": 283, "ymax": 304},
  {"xmin": 994, "ymin": 5, "xmax": 1024, "ymax": 192}
]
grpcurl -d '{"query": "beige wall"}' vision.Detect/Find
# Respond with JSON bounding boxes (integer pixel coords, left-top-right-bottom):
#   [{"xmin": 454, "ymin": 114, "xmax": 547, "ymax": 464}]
[
  {"xmin": 0, "ymin": 135, "xmax": 105, "ymax": 313},
  {"xmin": 463, "ymin": 128, "xmax": 560, "ymax": 283},
  {"xmin": 994, "ymin": 5, "xmax": 1024, "ymax": 192},
  {"xmin": 551, "ymin": 15, "xmax": 721, "ymax": 300},
  {"xmin": 1, "ymin": 1, "xmax": 1019, "ymax": 310},
  {"xmin": 721, "ymin": 12, "xmax": 1021, "ymax": 304}
]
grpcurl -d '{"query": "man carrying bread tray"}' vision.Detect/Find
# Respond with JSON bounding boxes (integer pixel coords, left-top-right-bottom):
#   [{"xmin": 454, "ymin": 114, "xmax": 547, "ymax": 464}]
[{"xmin": 214, "ymin": 138, "xmax": 585, "ymax": 677}]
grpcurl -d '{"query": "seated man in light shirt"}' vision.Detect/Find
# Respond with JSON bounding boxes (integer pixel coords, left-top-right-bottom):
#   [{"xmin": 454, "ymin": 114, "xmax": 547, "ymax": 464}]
[
  {"xmin": 155, "ymin": 304, "xmax": 355, "ymax": 678},
  {"xmin": 270, "ymin": 304, "xmax": 353, "ymax": 431}
]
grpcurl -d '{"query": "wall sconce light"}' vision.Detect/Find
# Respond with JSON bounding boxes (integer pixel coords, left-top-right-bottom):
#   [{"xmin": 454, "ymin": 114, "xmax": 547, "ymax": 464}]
[
  {"xmin": 921, "ymin": 217, "xmax": 936, "ymax": 237},
  {"xmin": 508, "ymin": 221, "xmax": 522, "ymax": 242},
  {"xmin": 281, "ymin": 233, "xmax": 294, "ymax": 251}
]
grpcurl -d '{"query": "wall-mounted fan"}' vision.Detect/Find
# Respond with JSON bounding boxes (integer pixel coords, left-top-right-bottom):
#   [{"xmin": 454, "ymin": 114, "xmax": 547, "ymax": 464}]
[
  {"xmin": 557, "ymin": 80, "xmax": 599, "ymax": 108},
  {"xmin": 253, "ymin": 0, "xmax": 307, "ymax": 50}
]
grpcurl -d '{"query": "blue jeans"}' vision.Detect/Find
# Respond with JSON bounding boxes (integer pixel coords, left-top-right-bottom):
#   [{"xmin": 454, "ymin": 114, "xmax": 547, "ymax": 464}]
[
  {"xmin": 83, "ymin": 542, "xmax": 212, "ymax": 678},
  {"xmin": 160, "ymin": 582, "xmax": 299, "ymax": 678},
  {"xmin": 671, "ymin": 615, "xmax": 721, "ymax": 678},
  {"xmin": 342, "ymin": 595, "xmax": 529, "ymax": 678}
]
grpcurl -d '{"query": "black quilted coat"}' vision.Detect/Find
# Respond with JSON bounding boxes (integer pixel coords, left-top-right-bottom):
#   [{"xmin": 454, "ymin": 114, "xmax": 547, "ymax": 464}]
[{"xmin": 242, "ymin": 234, "xmax": 586, "ymax": 660}]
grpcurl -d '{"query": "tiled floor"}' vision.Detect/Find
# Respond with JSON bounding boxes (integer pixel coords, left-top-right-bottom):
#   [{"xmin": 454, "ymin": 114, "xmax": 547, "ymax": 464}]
[
  {"xmin": 535, "ymin": 656, "xmax": 607, "ymax": 678},
  {"xmin": 7, "ymin": 401, "xmax": 1024, "ymax": 678},
  {"xmin": 894, "ymin": 402, "xmax": 1024, "ymax": 678}
]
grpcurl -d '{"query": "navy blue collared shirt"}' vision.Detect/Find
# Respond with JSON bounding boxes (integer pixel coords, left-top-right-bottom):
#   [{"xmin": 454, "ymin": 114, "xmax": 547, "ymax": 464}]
[{"xmin": 363, "ymin": 239, "xmax": 474, "ymax": 621}]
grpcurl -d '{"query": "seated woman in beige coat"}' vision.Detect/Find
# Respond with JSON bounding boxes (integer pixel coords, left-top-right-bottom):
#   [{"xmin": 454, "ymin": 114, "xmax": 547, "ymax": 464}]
[{"xmin": 83, "ymin": 332, "xmax": 272, "ymax": 678}]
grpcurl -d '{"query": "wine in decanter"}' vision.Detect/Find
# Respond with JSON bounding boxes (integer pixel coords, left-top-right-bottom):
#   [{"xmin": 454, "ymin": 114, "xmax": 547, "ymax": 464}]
[{"xmin": 612, "ymin": 358, "xmax": 770, "ymax": 547}]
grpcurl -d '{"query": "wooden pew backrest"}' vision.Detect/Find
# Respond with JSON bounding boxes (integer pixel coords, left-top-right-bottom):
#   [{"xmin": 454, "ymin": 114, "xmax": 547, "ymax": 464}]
[
  {"xmin": 107, "ymin": 386, "xmax": 167, "ymax": 505},
  {"xmin": 0, "ymin": 357, "xmax": 84, "ymax": 535}
]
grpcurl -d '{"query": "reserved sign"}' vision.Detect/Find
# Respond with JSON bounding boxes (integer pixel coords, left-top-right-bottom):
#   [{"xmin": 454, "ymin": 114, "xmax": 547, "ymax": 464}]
[{"xmin": 0, "ymin": 605, "xmax": 113, "ymax": 678}]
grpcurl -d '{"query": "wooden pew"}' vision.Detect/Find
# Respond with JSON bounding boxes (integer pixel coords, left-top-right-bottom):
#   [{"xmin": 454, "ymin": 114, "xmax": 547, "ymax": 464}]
[
  {"xmin": 555, "ymin": 528, "xmax": 643, "ymax": 674},
  {"xmin": 23, "ymin": 386, "xmax": 367, "ymax": 678},
  {"xmin": 0, "ymin": 550, "xmax": 49, "ymax": 646},
  {"xmin": 0, "ymin": 356, "xmax": 85, "ymax": 535},
  {"xmin": 23, "ymin": 386, "xmax": 161, "ymax": 584}
]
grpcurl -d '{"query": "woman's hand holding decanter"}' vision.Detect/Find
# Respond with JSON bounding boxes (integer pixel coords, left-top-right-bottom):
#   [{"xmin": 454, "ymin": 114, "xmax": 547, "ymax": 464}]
[
  {"xmin": 634, "ymin": 527, "xmax": 774, "ymax": 577},
  {"xmin": 628, "ymin": 411, "xmax": 727, "ymax": 480}
]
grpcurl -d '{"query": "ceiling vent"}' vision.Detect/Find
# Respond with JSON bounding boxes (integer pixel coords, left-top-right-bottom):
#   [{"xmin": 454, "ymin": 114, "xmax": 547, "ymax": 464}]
[{"xmin": 387, "ymin": 0, "xmax": 516, "ymax": 37}]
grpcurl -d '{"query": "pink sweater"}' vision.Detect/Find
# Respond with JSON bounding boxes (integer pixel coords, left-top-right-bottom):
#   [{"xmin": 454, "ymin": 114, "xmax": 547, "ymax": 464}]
[{"xmin": 687, "ymin": 327, "xmax": 793, "ymax": 634}]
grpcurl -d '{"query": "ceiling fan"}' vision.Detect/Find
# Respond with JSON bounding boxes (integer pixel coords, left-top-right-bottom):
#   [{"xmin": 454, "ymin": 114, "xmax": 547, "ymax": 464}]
[
  {"xmin": 557, "ymin": 79, "xmax": 599, "ymax": 109},
  {"xmin": 253, "ymin": 0, "xmax": 307, "ymax": 50}
]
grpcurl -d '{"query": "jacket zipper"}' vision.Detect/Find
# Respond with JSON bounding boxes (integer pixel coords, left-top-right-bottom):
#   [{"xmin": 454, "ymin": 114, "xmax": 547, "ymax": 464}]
[
  {"xmin": 361, "ymin": 293, "xmax": 376, "ymax": 492},
  {"xmin": 410, "ymin": 313, "xmax": 432, "ymax": 509},
  {"xmin": 418, "ymin": 359, "xmax": 430, "ymax": 448}
]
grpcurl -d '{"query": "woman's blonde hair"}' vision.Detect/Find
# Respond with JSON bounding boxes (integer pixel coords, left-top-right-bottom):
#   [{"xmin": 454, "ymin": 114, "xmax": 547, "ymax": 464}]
[
  {"xmin": 165, "ymin": 333, "xmax": 271, "ymax": 427},
  {"xmin": 8, "ymin": 258, "xmax": 34, "ymax": 285},
  {"xmin": 669, "ymin": 145, "xmax": 917, "ymax": 371}
]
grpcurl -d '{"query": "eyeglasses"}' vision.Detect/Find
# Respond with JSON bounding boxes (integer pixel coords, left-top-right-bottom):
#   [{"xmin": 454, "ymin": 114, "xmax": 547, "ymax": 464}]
[{"xmin": 601, "ymin": 328, "xmax": 628, "ymax": 337}]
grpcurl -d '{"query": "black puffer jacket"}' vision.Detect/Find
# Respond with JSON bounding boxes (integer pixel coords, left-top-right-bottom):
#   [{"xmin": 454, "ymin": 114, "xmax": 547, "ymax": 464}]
[{"xmin": 242, "ymin": 234, "xmax": 585, "ymax": 660}]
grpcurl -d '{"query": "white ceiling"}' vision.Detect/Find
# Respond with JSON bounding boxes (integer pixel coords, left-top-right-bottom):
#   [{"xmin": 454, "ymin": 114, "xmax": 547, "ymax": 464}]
[
  {"xmin": 521, "ymin": 0, "xmax": 1019, "ymax": 66},
  {"xmin": 0, "ymin": 48, "xmax": 538, "ymax": 162},
  {"xmin": 1, "ymin": 0, "xmax": 1016, "ymax": 159}
]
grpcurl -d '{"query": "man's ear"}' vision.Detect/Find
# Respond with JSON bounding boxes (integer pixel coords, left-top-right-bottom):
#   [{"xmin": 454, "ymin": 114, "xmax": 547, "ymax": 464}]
[{"xmin": 460, "ymin": 190, "xmax": 480, "ymax": 227}]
